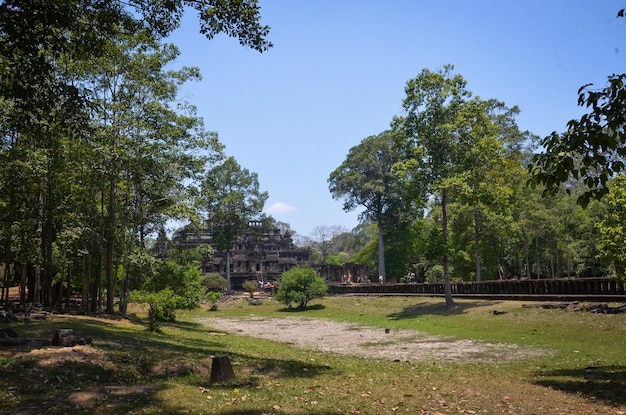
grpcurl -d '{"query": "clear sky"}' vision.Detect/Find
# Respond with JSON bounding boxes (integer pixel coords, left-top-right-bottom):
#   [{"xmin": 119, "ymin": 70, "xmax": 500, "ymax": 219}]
[{"xmin": 166, "ymin": 1, "xmax": 623, "ymax": 238}]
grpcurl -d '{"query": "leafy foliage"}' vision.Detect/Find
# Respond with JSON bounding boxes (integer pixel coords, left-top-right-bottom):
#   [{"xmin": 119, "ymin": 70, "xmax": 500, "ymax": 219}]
[
  {"xmin": 275, "ymin": 267, "xmax": 327, "ymax": 309},
  {"xmin": 199, "ymin": 156, "xmax": 268, "ymax": 291},
  {"xmin": 529, "ymin": 74, "xmax": 626, "ymax": 207},
  {"xmin": 129, "ymin": 288, "xmax": 179, "ymax": 331},
  {"xmin": 130, "ymin": 247, "xmax": 205, "ymax": 330},
  {"xmin": 596, "ymin": 175, "xmax": 626, "ymax": 281},
  {"xmin": 329, "ymin": 130, "xmax": 418, "ymax": 281},
  {"xmin": 202, "ymin": 273, "xmax": 227, "ymax": 292},
  {"xmin": 200, "ymin": 157, "xmax": 268, "ymax": 253},
  {"xmin": 242, "ymin": 280, "xmax": 258, "ymax": 297},
  {"xmin": 0, "ymin": 0, "xmax": 270, "ymax": 310},
  {"xmin": 206, "ymin": 291, "xmax": 222, "ymax": 311}
]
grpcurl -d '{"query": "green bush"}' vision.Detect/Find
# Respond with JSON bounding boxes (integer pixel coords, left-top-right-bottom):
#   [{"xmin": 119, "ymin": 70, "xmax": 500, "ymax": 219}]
[
  {"xmin": 129, "ymin": 288, "xmax": 180, "ymax": 331},
  {"xmin": 206, "ymin": 291, "xmax": 222, "ymax": 311},
  {"xmin": 275, "ymin": 267, "xmax": 327, "ymax": 309},
  {"xmin": 425, "ymin": 264, "xmax": 444, "ymax": 282},
  {"xmin": 202, "ymin": 273, "xmax": 227, "ymax": 291},
  {"xmin": 242, "ymin": 280, "xmax": 258, "ymax": 298}
]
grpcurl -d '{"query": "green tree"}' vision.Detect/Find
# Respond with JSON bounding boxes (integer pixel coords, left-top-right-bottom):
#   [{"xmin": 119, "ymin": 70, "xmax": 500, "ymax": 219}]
[
  {"xmin": 84, "ymin": 32, "xmax": 223, "ymax": 313},
  {"xmin": 129, "ymin": 288, "xmax": 178, "ymax": 331},
  {"xmin": 275, "ymin": 266, "xmax": 327, "ymax": 309},
  {"xmin": 325, "ymin": 252, "xmax": 350, "ymax": 266},
  {"xmin": 130, "ymin": 246, "xmax": 205, "ymax": 330},
  {"xmin": 329, "ymin": 130, "xmax": 418, "ymax": 283},
  {"xmin": 596, "ymin": 175, "xmax": 626, "ymax": 280},
  {"xmin": 396, "ymin": 65, "xmax": 492, "ymax": 306},
  {"xmin": 444, "ymin": 101, "xmax": 534, "ymax": 282},
  {"xmin": 198, "ymin": 244, "xmax": 214, "ymax": 273},
  {"xmin": 199, "ymin": 157, "xmax": 268, "ymax": 291},
  {"xmin": 0, "ymin": 0, "xmax": 269, "ymax": 310}
]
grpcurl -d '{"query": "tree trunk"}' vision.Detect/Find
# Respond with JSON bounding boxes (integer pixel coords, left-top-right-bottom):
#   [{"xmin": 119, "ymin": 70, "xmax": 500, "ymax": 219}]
[
  {"xmin": 119, "ymin": 252, "xmax": 130, "ymax": 316},
  {"xmin": 534, "ymin": 230, "xmax": 540, "ymax": 279},
  {"xmin": 226, "ymin": 251, "xmax": 232, "ymax": 293},
  {"xmin": 81, "ymin": 254, "xmax": 90, "ymax": 312},
  {"xmin": 43, "ymin": 166, "xmax": 54, "ymax": 307},
  {"xmin": 34, "ymin": 187, "xmax": 43, "ymax": 305},
  {"xmin": 523, "ymin": 230, "xmax": 531, "ymax": 279},
  {"xmin": 441, "ymin": 189, "xmax": 454, "ymax": 307},
  {"xmin": 377, "ymin": 221, "xmax": 386, "ymax": 283},
  {"xmin": 19, "ymin": 262, "xmax": 27, "ymax": 306},
  {"xmin": 1, "ymin": 261, "xmax": 10, "ymax": 308},
  {"xmin": 474, "ymin": 208, "xmax": 481, "ymax": 282},
  {"xmin": 33, "ymin": 265, "xmax": 41, "ymax": 305},
  {"xmin": 105, "ymin": 178, "xmax": 117, "ymax": 314},
  {"xmin": 91, "ymin": 252, "xmax": 102, "ymax": 313},
  {"xmin": 65, "ymin": 261, "xmax": 72, "ymax": 309}
]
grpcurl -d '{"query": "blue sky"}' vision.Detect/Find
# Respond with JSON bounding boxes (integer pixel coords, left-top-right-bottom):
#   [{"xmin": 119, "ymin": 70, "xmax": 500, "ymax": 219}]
[{"xmin": 166, "ymin": 1, "xmax": 623, "ymax": 238}]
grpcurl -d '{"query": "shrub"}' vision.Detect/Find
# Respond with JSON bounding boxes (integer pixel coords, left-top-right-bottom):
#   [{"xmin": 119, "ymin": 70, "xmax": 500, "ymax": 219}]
[
  {"xmin": 206, "ymin": 291, "xmax": 222, "ymax": 311},
  {"xmin": 129, "ymin": 288, "xmax": 180, "ymax": 331},
  {"xmin": 275, "ymin": 267, "xmax": 327, "ymax": 309},
  {"xmin": 202, "ymin": 273, "xmax": 227, "ymax": 291},
  {"xmin": 242, "ymin": 280, "xmax": 258, "ymax": 298}
]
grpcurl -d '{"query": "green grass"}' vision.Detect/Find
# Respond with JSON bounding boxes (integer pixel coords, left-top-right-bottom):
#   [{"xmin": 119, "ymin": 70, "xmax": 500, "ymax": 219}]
[{"xmin": 1, "ymin": 295, "xmax": 625, "ymax": 414}]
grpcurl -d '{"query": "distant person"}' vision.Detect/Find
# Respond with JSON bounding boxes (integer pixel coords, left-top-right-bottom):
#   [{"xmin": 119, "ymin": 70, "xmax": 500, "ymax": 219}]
[{"xmin": 379, "ymin": 275, "xmax": 384, "ymax": 284}]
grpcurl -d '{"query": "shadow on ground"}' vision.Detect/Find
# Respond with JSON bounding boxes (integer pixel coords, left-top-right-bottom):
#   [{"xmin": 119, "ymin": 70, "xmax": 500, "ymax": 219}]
[
  {"xmin": 0, "ymin": 314, "xmax": 338, "ymax": 415},
  {"xmin": 388, "ymin": 300, "xmax": 501, "ymax": 320},
  {"xmin": 217, "ymin": 410, "xmax": 346, "ymax": 415},
  {"xmin": 278, "ymin": 303, "xmax": 326, "ymax": 313},
  {"xmin": 533, "ymin": 365, "xmax": 626, "ymax": 407}
]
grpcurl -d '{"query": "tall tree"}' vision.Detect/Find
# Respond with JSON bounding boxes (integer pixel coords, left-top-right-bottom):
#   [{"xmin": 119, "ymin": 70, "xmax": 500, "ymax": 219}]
[
  {"xmin": 199, "ymin": 157, "xmax": 268, "ymax": 291},
  {"xmin": 0, "ymin": 0, "xmax": 270, "ymax": 309},
  {"xmin": 329, "ymin": 130, "xmax": 418, "ymax": 283},
  {"xmin": 396, "ymin": 65, "xmax": 505, "ymax": 305}
]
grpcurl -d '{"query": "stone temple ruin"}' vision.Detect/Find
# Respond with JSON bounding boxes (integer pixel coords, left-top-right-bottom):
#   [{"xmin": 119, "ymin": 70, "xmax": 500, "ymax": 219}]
[{"xmin": 167, "ymin": 221, "xmax": 311, "ymax": 289}]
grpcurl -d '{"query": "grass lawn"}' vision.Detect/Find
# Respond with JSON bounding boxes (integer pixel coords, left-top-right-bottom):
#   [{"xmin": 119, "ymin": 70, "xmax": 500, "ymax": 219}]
[{"xmin": 1, "ymin": 295, "xmax": 625, "ymax": 414}]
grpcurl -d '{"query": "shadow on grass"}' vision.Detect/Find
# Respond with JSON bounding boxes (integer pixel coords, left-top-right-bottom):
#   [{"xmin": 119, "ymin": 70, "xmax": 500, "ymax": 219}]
[
  {"xmin": 278, "ymin": 303, "xmax": 326, "ymax": 313},
  {"xmin": 217, "ymin": 410, "xmax": 346, "ymax": 415},
  {"xmin": 0, "ymin": 356, "xmax": 169, "ymax": 415},
  {"xmin": 388, "ymin": 300, "xmax": 501, "ymax": 320},
  {"xmin": 0, "ymin": 313, "xmax": 340, "ymax": 414},
  {"xmin": 533, "ymin": 365, "xmax": 626, "ymax": 407}
]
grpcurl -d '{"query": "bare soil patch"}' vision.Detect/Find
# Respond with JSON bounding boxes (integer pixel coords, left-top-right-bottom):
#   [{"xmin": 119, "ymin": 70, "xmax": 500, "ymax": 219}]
[
  {"xmin": 19, "ymin": 345, "xmax": 107, "ymax": 367},
  {"xmin": 197, "ymin": 316, "xmax": 549, "ymax": 363}
]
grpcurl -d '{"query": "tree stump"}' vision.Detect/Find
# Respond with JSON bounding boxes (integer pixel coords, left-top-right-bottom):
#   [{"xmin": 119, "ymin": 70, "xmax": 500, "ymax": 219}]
[{"xmin": 210, "ymin": 355, "xmax": 236, "ymax": 384}]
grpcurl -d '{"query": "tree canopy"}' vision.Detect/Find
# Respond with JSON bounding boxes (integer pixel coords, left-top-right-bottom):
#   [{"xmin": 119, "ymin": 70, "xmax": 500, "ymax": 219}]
[
  {"xmin": 0, "ymin": 1, "xmax": 271, "ymax": 310},
  {"xmin": 529, "ymin": 73, "xmax": 626, "ymax": 207},
  {"xmin": 329, "ymin": 130, "xmax": 418, "ymax": 282},
  {"xmin": 199, "ymin": 156, "xmax": 268, "ymax": 291}
]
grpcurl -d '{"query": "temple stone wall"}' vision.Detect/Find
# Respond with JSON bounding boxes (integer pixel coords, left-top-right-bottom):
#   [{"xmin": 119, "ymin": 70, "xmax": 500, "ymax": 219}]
[{"xmin": 169, "ymin": 221, "xmax": 311, "ymax": 289}]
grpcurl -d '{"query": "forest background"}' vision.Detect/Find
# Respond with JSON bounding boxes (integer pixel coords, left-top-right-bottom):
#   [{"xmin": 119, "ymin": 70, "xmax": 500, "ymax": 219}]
[{"xmin": 0, "ymin": 1, "xmax": 625, "ymax": 315}]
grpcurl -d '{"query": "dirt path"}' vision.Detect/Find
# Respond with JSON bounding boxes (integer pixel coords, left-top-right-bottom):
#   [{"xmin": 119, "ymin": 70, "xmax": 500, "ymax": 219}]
[{"xmin": 197, "ymin": 317, "xmax": 549, "ymax": 364}]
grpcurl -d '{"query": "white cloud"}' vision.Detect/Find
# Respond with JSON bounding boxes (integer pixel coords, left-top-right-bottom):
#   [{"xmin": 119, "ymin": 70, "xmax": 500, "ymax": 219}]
[{"xmin": 266, "ymin": 202, "xmax": 298, "ymax": 215}]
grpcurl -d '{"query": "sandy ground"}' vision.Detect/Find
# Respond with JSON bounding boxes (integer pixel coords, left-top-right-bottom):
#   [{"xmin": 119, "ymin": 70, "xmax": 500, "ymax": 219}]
[{"xmin": 197, "ymin": 316, "xmax": 549, "ymax": 364}]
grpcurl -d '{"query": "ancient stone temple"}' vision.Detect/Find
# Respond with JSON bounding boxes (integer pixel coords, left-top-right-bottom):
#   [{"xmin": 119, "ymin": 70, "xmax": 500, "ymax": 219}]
[{"xmin": 170, "ymin": 221, "xmax": 310, "ymax": 289}]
